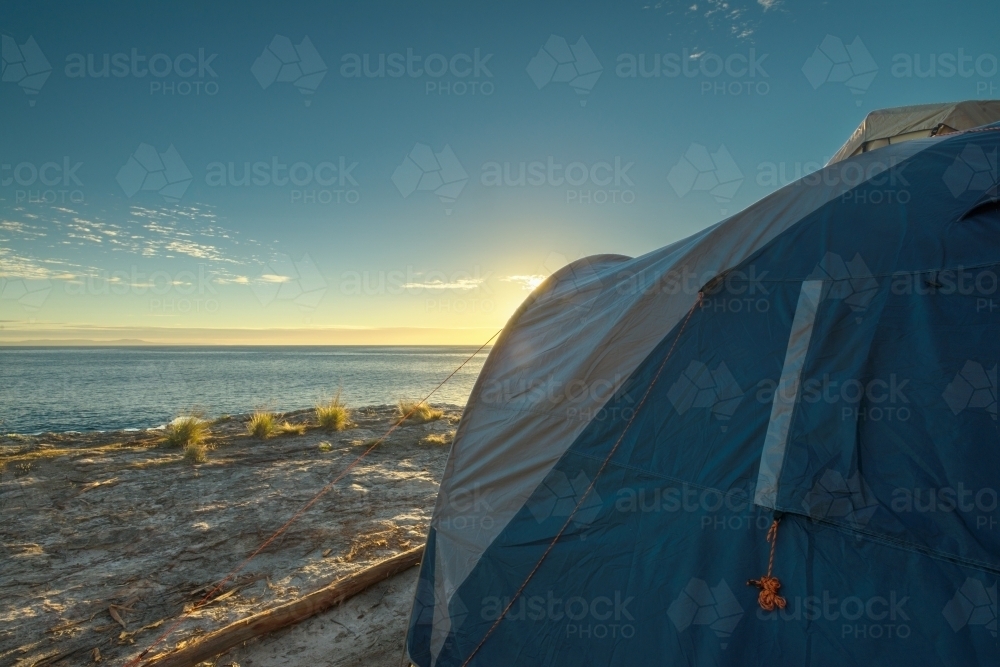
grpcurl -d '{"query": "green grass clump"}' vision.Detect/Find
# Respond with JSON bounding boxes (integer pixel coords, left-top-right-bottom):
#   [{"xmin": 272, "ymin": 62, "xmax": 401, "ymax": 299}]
[
  {"xmin": 317, "ymin": 441, "xmax": 333, "ymax": 452},
  {"xmin": 165, "ymin": 415, "xmax": 208, "ymax": 449},
  {"xmin": 316, "ymin": 391, "xmax": 351, "ymax": 431},
  {"xmin": 397, "ymin": 400, "xmax": 443, "ymax": 424},
  {"xmin": 248, "ymin": 411, "xmax": 276, "ymax": 439}
]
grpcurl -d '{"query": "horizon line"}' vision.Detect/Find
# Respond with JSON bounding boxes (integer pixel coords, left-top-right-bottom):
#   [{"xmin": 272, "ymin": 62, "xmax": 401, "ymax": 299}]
[{"xmin": 0, "ymin": 339, "xmax": 495, "ymax": 347}]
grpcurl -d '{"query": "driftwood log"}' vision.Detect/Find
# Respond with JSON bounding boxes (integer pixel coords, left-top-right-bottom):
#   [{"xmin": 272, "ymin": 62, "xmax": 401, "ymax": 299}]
[{"xmin": 139, "ymin": 546, "xmax": 424, "ymax": 667}]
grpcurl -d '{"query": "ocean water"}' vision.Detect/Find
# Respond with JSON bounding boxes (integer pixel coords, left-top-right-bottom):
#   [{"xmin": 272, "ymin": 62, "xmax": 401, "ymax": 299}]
[{"xmin": 0, "ymin": 346, "xmax": 489, "ymax": 434}]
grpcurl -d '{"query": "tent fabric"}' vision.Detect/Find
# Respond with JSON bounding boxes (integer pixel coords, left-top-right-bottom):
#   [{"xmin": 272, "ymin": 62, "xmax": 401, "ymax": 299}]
[
  {"xmin": 829, "ymin": 100, "xmax": 1000, "ymax": 164},
  {"xmin": 408, "ymin": 121, "xmax": 1000, "ymax": 666}
]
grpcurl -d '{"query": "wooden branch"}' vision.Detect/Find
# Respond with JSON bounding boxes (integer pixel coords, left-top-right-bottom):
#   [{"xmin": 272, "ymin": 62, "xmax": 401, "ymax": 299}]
[{"xmin": 139, "ymin": 546, "xmax": 423, "ymax": 667}]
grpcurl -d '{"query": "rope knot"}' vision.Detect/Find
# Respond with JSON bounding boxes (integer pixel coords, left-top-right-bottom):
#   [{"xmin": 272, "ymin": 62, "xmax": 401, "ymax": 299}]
[
  {"xmin": 747, "ymin": 518, "xmax": 786, "ymax": 611},
  {"xmin": 748, "ymin": 575, "xmax": 786, "ymax": 611}
]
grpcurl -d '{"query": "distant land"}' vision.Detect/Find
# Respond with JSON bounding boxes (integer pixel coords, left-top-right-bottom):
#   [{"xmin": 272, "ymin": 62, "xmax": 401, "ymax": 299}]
[
  {"xmin": 0, "ymin": 339, "xmax": 151, "ymax": 346},
  {"xmin": 0, "ymin": 326, "xmax": 500, "ymax": 346}
]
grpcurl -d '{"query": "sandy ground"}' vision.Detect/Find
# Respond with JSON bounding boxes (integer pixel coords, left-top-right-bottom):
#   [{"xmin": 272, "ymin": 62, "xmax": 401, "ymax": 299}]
[
  {"xmin": 221, "ymin": 567, "xmax": 419, "ymax": 667},
  {"xmin": 0, "ymin": 405, "xmax": 457, "ymax": 667}
]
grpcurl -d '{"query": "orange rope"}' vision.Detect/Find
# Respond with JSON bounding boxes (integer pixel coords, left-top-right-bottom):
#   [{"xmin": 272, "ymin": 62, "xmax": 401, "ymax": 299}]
[
  {"xmin": 747, "ymin": 518, "xmax": 786, "ymax": 611},
  {"xmin": 125, "ymin": 331, "xmax": 500, "ymax": 667},
  {"xmin": 459, "ymin": 294, "xmax": 704, "ymax": 667}
]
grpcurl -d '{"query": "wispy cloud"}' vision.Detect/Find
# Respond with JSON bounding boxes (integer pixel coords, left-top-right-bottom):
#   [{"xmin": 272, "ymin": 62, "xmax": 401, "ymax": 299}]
[
  {"xmin": 400, "ymin": 278, "xmax": 486, "ymax": 290},
  {"xmin": 0, "ymin": 201, "xmax": 267, "ymax": 291},
  {"xmin": 0, "ymin": 220, "xmax": 47, "ymax": 240},
  {"xmin": 214, "ymin": 275, "xmax": 250, "ymax": 285},
  {"xmin": 257, "ymin": 273, "xmax": 291, "ymax": 283},
  {"xmin": 502, "ymin": 274, "xmax": 547, "ymax": 291},
  {"xmin": 642, "ymin": 0, "xmax": 777, "ymax": 39},
  {"xmin": 0, "ymin": 246, "xmax": 87, "ymax": 280}
]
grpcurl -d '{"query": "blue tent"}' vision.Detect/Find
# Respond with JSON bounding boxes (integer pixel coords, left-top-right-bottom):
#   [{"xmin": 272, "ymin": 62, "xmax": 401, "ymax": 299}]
[{"xmin": 408, "ymin": 103, "xmax": 999, "ymax": 666}]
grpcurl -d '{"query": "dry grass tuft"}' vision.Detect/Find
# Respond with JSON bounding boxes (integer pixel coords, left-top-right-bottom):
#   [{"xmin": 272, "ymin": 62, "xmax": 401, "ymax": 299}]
[
  {"xmin": 165, "ymin": 415, "xmax": 208, "ymax": 449},
  {"xmin": 337, "ymin": 525, "xmax": 411, "ymax": 563},
  {"xmin": 396, "ymin": 400, "xmax": 443, "ymax": 424},
  {"xmin": 419, "ymin": 431, "xmax": 455, "ymax": 446},
  {"xmin": 278, "ymin": 421, "xmax": 307, "ymax": 436},
  {"xmin": 247, "ymin": 411, "xmax": 276, "ymax": 439},
  {"xmin": 183, "ymin": 442, "xmax": 207, "ymax": 464},
  {"xmin": 316, "ymin": 390, "xmax": 351, "ymax": 431}
]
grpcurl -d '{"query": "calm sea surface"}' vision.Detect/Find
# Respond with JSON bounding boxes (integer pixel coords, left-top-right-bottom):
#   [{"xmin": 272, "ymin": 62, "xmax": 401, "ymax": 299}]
[{"xmin": 0, "ymin": 346, "xmax": 489, "ymax": 434}]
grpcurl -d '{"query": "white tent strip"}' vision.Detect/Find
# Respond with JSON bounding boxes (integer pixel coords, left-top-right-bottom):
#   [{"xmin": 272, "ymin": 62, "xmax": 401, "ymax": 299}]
[{"xmin": 828, "ymin": 100, "xmax": 1000, "ymax": 164}]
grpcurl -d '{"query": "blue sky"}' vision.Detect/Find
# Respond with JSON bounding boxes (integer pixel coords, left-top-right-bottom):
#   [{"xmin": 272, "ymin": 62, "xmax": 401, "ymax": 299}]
[{"xmin": 2, "ymin": 0, "xmax": 998, "ymax": 343}]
